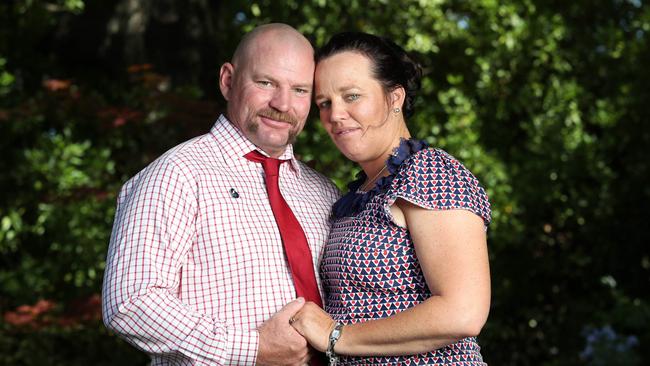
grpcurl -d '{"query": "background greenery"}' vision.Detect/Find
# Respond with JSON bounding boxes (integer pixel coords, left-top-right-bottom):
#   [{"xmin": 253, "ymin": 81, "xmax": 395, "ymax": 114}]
[{"xmin": 1, "ymin": 0, "xmax": 649, "ymax": 365}]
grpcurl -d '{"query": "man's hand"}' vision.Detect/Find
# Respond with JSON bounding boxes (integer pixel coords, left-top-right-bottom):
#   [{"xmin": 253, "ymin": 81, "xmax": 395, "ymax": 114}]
[{"xmin": 256, "ymin": 298, "xmax": 311, "ymax": 366}]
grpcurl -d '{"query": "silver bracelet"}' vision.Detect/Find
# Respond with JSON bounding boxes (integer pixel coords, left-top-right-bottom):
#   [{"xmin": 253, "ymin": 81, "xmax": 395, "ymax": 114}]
[{"xmin": 326, "ymin": 322, "xmax": 344, "ymax": 366}]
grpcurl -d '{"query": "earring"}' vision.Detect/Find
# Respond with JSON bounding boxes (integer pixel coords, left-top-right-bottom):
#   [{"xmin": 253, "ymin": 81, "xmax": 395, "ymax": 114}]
[{"xmin": 393, "ymin": 107, "xmax": 401, "ymax": 113}]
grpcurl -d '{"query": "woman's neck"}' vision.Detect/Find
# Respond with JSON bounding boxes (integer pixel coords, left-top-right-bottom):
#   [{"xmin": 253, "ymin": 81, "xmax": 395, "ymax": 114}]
[{"xmin": 359, "ymin": 127, "xmax": 411, "ymax": 182}]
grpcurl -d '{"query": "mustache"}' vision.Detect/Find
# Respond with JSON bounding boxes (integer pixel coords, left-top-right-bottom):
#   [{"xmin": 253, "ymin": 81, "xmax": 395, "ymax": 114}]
[{"xmin": 258, "ymin": 108, "xmax": 297, "ymax": 125}]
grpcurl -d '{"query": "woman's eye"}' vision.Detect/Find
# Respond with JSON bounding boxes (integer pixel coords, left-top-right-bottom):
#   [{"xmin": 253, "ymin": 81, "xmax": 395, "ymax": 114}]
[
  {"xmin": 317, "ymin": 100, "xmax": 331, "ymax": 109},
  {"xmin": 345, "ymin": 94, "xmax": 360, "ymax": 102}
]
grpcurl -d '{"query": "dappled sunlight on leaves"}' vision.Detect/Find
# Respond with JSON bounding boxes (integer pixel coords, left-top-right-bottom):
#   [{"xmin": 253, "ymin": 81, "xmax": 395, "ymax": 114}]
[
  {"xmin": 1, "ymin": 0, "xmax": 649, "ymax": 365},
  {"xmin": 3, "ymin": 295, "xmax": 103, "ymax": 329},
  {"xmin": 42, "ymin": 79, "xmax": 72, "ymax": 92}
]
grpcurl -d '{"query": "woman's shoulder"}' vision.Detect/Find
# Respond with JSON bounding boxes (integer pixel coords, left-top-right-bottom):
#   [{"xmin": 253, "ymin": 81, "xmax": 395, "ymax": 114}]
[
  {"xmin": 390, "ymin": 145, "xmax": 492, "ymax": 226},
  {"xmin": 396, "ymin": 146, "xmax": 465, "ymax": 178}
]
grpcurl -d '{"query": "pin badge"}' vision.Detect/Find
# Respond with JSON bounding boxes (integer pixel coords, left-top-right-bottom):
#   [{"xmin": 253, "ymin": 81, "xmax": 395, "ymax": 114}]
[{"xmin": 229, "ymin": 188, "xmax": 239, "ymax": 198}]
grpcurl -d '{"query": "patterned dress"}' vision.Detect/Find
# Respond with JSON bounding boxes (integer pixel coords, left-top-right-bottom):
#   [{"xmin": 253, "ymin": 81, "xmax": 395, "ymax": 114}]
[{"xmin": 321, "ymin": 139, "xmax": 491, "ymax": 365}]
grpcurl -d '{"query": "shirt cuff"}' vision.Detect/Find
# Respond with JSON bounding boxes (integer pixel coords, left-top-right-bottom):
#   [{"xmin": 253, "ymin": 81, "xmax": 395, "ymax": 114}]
[{"xmin": 225, "ymin": 326, "xmax": 259, "ymax": 365}]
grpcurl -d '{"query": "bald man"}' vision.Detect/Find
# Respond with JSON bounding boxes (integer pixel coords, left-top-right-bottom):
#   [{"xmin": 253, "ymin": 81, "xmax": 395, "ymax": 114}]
[{"xmin": 102, "ymin": 24, "xmax": 339, "ymax": 365}]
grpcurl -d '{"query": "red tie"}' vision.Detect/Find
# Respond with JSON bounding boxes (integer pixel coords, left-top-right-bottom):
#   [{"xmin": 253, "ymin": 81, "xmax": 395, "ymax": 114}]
[{"xmin": 245, "ymin": 151, "xmax": 323, "ymax": 307}]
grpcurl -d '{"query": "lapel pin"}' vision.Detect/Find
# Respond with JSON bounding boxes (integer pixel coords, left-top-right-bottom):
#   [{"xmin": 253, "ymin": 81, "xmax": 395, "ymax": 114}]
[{"xmin": 229, "ymin": 188, "xmax": 239, "ymax": 198}]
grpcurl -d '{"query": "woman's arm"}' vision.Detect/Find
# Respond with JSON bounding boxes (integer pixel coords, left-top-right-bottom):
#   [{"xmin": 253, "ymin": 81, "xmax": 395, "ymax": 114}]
[{"xmin": 291, "ymin": 201, "xmax": 490, "ymax": 356}]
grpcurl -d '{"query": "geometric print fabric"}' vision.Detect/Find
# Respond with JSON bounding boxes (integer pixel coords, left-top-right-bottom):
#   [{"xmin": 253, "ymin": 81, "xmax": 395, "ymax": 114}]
[{"xmin": 321, "ymin": 148, "xmax": 491, "ymax": 365}]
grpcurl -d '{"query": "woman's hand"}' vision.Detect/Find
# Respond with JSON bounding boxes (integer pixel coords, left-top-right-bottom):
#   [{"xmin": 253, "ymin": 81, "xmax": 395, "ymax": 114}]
[{"xmin": 289, "ymin": 301, "xmax": 336, "ymax": 352}]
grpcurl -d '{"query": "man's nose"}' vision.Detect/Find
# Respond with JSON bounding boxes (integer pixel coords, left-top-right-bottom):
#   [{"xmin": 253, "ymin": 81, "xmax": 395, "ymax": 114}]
[{"xmin": 269, "ymin": 88, "xmax": 291, "ymax": 112}]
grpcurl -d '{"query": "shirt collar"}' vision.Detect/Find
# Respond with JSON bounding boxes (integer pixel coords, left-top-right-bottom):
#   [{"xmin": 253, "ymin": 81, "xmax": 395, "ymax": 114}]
[{"xmin": 210, "ymin": 114, "xmax": 302, "ymax": 175}]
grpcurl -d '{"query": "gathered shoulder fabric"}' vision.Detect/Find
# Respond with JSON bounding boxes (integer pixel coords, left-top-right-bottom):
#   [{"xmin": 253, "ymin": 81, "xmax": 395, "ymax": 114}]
[{"xmin": 386, "ymin": 147, "xmax": 491, "ymax": 226}]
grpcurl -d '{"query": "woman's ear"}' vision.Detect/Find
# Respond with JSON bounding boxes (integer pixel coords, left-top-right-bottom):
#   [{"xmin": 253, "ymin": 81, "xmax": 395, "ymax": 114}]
[{"xmin": 390, "ymin": 85, "xmax": 406, "ymax": 110}]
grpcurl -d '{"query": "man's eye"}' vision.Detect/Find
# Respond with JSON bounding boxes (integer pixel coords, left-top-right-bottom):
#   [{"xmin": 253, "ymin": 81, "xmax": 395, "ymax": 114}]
[
  {"xmin": 295, "ymin": 88, "xmax": 310, "ymax": 95},
  {"xmin": 256, "ymin": 81, "xmax": 273, "ymax": 87}
]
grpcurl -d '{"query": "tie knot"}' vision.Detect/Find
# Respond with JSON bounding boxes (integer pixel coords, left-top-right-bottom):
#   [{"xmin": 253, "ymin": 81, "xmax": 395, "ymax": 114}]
[{"xmin": 244, "ymin": 150, "xmax": 284, "ymax": 177}]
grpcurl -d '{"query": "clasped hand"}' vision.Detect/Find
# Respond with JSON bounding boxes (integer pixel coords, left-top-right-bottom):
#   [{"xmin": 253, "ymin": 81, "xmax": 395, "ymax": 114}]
[
  {"xmin": 289, "ymin": 300, "xmax": 337, "ymax": 353},
  {"xmin": 256, "ymin": 298, "xmax": 336, "ymax": 366}
]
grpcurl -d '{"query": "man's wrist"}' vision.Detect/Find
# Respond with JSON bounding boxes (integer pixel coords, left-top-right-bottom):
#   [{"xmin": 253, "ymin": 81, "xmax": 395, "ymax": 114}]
[{"xmin": 226, "ymin": 326, "xmax": 259, "ymax": 365}]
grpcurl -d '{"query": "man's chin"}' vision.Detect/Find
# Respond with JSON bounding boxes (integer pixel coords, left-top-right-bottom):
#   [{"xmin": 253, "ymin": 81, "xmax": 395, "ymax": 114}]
[{"xmin": 251, "ymin": 134, "xmax": 292, "ymax": 153}]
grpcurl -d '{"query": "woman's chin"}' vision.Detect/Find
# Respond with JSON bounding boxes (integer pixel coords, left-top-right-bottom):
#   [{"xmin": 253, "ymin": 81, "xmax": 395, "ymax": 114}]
[
  {"xmin": 332, "ymin": 140, "xmax": 370, "ymax": 163},
  {"xmin": 339, "ymin": 149, "xmax": 365, "ymax": 164}
]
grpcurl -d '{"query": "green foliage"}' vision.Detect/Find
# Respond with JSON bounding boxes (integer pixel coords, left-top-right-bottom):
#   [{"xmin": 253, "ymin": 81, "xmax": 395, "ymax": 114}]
[
  {"xmin": 0, "ymin": 323, "xmax": 147, "ymax": 366},
  {"xmin": 0, "ymin": 57, "xmax": 14, "ymax": 97},
  {"xmin": 1, "ymin": 0, "xmax": 649, "ymax": 365}
]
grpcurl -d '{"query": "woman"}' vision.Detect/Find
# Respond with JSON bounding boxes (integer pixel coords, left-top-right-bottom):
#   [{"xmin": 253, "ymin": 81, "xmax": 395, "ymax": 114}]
[{"xmin": 290, "ymin": 32, "xmax": 492, "ymax": 365}]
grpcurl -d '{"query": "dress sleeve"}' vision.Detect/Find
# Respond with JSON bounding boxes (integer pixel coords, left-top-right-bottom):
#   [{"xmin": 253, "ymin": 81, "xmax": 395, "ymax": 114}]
[{"xmin": 386, "ymin": 148, "xmax": 491, "ymax": 226}]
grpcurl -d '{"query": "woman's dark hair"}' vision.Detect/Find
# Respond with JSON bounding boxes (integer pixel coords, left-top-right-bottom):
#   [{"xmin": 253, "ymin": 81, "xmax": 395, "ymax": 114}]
[{"xmin": 315, "ymin": 32, "xmax": 422, "ymax": 118}]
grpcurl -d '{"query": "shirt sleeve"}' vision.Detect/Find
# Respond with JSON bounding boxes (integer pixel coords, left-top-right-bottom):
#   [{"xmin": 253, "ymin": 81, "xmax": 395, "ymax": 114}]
[
  {"xmin": 101, "ymin": 157, "xmax": 259, "ymax": 365},
  {"xmin": 385, "ymin": 148, "xmax": 491, "ymax": 226}
]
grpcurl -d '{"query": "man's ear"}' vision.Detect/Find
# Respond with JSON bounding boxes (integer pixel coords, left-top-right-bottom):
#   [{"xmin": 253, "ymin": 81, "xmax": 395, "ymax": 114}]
[{"xmin": 219, "ymin": 62, "xmax": 235, "ymax": 100}]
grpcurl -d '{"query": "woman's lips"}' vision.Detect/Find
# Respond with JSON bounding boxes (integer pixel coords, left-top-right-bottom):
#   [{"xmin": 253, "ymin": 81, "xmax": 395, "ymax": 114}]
[{"xmin": 333, "ymin": 127, "xmax": 361, "ymax": 136}]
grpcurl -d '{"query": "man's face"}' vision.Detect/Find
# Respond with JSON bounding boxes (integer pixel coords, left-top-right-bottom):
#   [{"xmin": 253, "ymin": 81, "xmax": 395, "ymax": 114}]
[{"xmin": 221, "ymin": 38, "xmax": 314, "ymax": 157}]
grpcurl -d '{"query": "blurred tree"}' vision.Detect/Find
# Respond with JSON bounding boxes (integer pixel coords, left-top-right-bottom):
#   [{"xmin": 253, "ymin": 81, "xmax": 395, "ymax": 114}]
[{"xmin": 0, "ymin": 0, "xmax": 648, "ymax": 365}]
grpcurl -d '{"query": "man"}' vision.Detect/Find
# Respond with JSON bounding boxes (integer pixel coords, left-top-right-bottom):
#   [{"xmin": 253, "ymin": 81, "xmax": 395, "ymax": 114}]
[{"xmin": 102, "ymin": 23, "xmax": 339, "ymax": 365}]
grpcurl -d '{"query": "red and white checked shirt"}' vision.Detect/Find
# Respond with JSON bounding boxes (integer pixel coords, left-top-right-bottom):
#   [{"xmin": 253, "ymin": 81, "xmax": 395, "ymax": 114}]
[{"xmin": 102, "ymin": 115, "xmax": 340, "ymax": 365}]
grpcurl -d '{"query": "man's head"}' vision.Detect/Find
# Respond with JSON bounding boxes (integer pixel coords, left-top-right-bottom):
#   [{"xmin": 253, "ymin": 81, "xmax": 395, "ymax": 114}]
[{"xmin": 219, "ymin": 23, "xmax": 314, "ymax": 157}]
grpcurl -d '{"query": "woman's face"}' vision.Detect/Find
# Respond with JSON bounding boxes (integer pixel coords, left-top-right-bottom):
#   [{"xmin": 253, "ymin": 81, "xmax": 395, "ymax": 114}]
[{"xmin": 315, "ymin": 51, "xmax": 400, "ymax": 164}]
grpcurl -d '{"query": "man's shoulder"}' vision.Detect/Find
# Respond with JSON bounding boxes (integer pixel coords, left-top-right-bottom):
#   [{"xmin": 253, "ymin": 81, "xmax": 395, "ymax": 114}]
[
  {"xmin": 123, "ymin": 133, "xmax": 218, "ymax": 187},
  {"xmin": 161, "ymin": 133, "xmax": 217, "ymax": 165}
]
